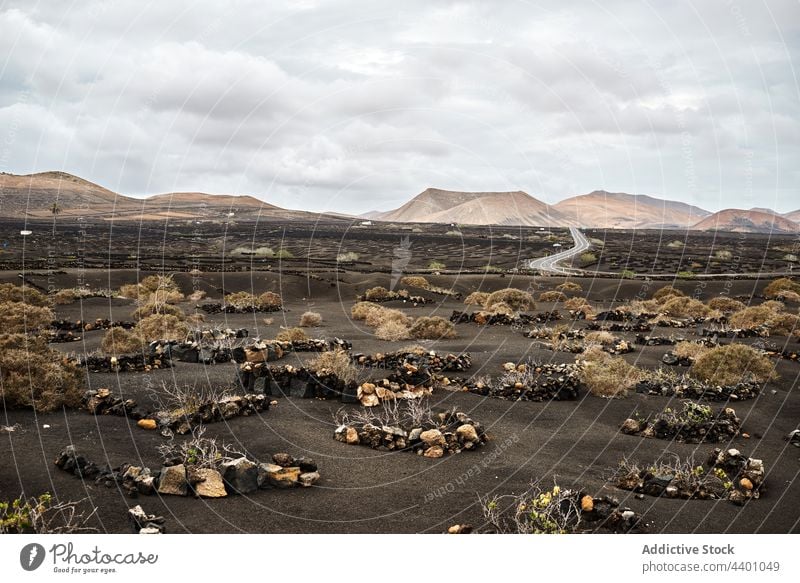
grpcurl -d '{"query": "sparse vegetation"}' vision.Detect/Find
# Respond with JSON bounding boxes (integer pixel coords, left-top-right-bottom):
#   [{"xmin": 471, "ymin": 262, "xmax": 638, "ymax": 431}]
[
  {"xmin": 481, "ymin": 481, "xmax": 580, "ymax": 534},
  {"xmin": 538, "ymin": 291, "xmax": 567, "ymax": 302},
  {"xmin": 400, "ymin": 276, "xmax": 429, "ymax": 289},
  {"xmin": 464, "ymin": 291, "xmax": 489, "ymax": 306},
  {"xmin": 364, "ymin": 286, "xmax": 393, "ymax": 301},
  {"xmin": 577, "ymin": 345, "xmax": 641, "ymax": 398},
  {"xmin": 707, "ymin": 296, "xmax": 746, "ymax": 312},
  {"xmin": 673, "ymin": 341, "xmax": 711, "ymax": 361},
  {"xmin": 0, "ymin": 283, "xmax": 49, "ymax": 306},
  {"xmin": 100, "ymin": 327, "xmax": 142, "ymax": 354},
  {"xmin": 690, "ymin": 344, "xmax": 776, "ymax": 386},
  {"xmin": 309, "ymin": 349, "xmax": 359, "ymax": 384},
  {"xmin": 579, "ymin": 252, "xmax": 597, "ymax": 265},
  {"xmin": 653, "ymin": 285, "xmax": 686, "ymax": 302},
  {"xmin": 276, "ymin": 327, "xmax": 308, "ymax": 342},
  {"xmin": 336, "ymin": 251, "xmax": 360, "ymax": 262},
  {"xmin": 484, "ymin": 288, "xmax": 535, "ymax": 312},
  {"xmin": 555, "ymin": 281, "xmax": 582, "ymax": 293},
  {"xmin": 428, "ymin": 260, "xmax": 446, "ymax": 270},
  {"xmin": 764, "ymin": 277, "xmax": 800, "ymax": 299},
  {"xmin": 0, "ymin": 301, "xmax": 54, "ymax": 333},
  {"xmin": 409, "ymin": 316, "xmax": 457, "ymax": 340},
  {"xmin": 0, "ymin": 493, "xmax": 96, "ymax": 534},
  {"xmin": 374, "ymin": 320, "xmax": 412, "ymax": 341},
  {"xmin": 134, "ymin": 313, "xmax": 189, "ymax": 342},
  {"xmin": 299, "ymin": 311, "xmax": 322, "ymax": 327},
  {"xmin": 660, "ymin": 296, "xmax": 711, "ymax": 319}
]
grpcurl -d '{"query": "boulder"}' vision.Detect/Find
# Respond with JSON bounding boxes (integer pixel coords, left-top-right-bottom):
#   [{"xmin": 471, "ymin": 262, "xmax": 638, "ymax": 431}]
[
  {"xmin": 423, "ymin": 445, "xmax": 444, "ymax": 458},
  {"xmin": 157, "ymin": 464, "xmax": 188, "ymax": 496},
  {"xmin": 299, "ymin": 471, "xmax": 320, "ymax": 487},
  {"xmin": 192, "ymin": 468, "xmax": 227, "ymax": 498},
  {"xmin": 620, "ymin": 418, "xmax": 640, "ymax": 435},
  {"xmin": 272, "ymin": 453, "xmax": 295, "ymax": 467},
  {"xmin": 137, "ymin": 419, "xmax": 157, "ymax": 430},
  {"xmin": 220, "ymin": 457, "xmax": 259, "ymax": 495},
  {"xmin": 420, "ymin": 429, "xmax": 445, "ymax": 447},
  {"xmin": 455, "ymin": 424, "xmax": 479, "ymax": 444}
]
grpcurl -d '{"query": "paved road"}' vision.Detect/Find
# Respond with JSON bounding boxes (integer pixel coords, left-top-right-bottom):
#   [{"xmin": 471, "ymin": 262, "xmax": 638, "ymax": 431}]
[{"xmin": 529, "ymin": 226, "xmax": 590, "ymax": 275}]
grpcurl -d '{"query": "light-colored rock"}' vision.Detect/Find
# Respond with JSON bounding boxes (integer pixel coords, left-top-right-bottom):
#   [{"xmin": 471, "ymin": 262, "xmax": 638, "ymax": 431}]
[
  {"xmin": 220, "ymin": 457, "xmax": 259, "ymax": 495},
  {"xmin": 139, "ymin": 527, "xmax": 162, "ymax": 534},
  {"xmin": 194, "ymin": 468, "xmax": 227, "ymax": 498},
  {"xmin": 620, "ymin": 418, "xmax": 640, "ymax": 434},
  {"xmin": 580, "ymin": 495, "xmax": 593, "ymax": 512},
  {"xmin": 137, "ymin": 419, "xmax": 157, "ymax": 430},
  {"xmin": 420, "ymin": 429, "xmax": 445, "ymax": 446},
  {"xmin": 423, "ymin": 445, "xmax": 444, "ymax": 458},
  {"xmin": 455, "ymin": 424, "xmax": 479, "ymax": 444},
  {"xmin": 739, "ymin": 477, "xmax": 753, "ymax": 491},
  {"xmin": 157, "ymin": 464, "xmax": 188, "ymax": 496},
  {"xmin": 359, "ymin": 393, "xmax": 380, "ymax": 407},
  {"xmin": 299, "ymin": 471, "xmax": 320, "ymax": 487}
]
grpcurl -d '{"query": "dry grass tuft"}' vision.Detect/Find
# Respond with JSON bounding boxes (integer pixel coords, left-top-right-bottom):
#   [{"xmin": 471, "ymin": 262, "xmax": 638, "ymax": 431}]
[
  {"xmin": 364, "ymin": 286, "xmax": 393, "ymax": 301},
  {"xmin": 564, "ymin": 296, "xmax": 595, "ymax": 314},
  {"xmin": 134, "ymin": 313, "xmax": 189, "ymax": 342},
  {"xmin": 52, "ymin": 289, "xmax": 77, "ymax": 305},
  {"xmin": 400, "ymin": 276, "xmax": 430, "ymax": 289},
  {"xmin": 308, "ymin": 349, "xmax": 358, "ymax": 383},
  {"xmin": 577, "ymin": 345, "xmax": 640, "ymax": 398},
  {"xmin": 538, "ymin": 290, "xmax": 568, "ymax": 302},
  {"xmin": 187, "ymin": 290, "xmax": 207, "ymax": 302},
  {"xmin": 673, "ymin": 341, "xmax": 711, "ymax": 361},
  {"xmin": 0, "ymin": 302, "xmax": 54, "ymax": 334},
  {"xmin": 707, "ymin": 296, "xmax": 746, "ymax": 312},
  {"xmin": 101, "ymin": 328, "xmax": 143, "ymax": 354},
  {"xmin": 351, "ymin": 301, "xmax": 381, "ymax": 321},
  {"xmin": 299, "ymin": 311, "xmax": 323, "ymax": 327},
  {"xmin": 409, "ymin": 316, "xmax": 456, "ymax": 340},
  {"xmin": 131, "ymin": 302, "xmax": 185, "ymax": 321},
  {"xmin": 374, "ymin": 320, "xmax": 412, "ymax": 341},
  {"xmin": 764, "ymin": 277, "xmax": 800, "ymax": 299},
  {"xmin": 652, "ymin": 285, "xmax": 686, "ymax": 303},
  {"xmin": 365, "ymin": 307, "xmax": 411, "ymax": 329},
  {"xmin": 584, "ymin": 330, "xmax": 615, "ymax": 345},
  {"xmin": 258, "ymin": 291, "xmax": 282, "ymax": 309},
  {"xmin": 555, "ymin": 281, "xmax": 582, "ymax": 293},
  {"xmin": 484, "ymin": 288, "xmax": 535, "ymax": 311},
  {"xmin": 224, "ymin": 291, "xmax": 260, "ymax": 310},
  {"xmin": 464, "ymin": 291, "xmax": 489, "ymax": 306},
  {"xmin": 276, "ymin": 327, "xmax": 308, "ymax": 342},
  {"xmin": 0, "ymin": 284, "xmax": 50, "ymax": 307},
  {"xmin": 690, "ymin": 344, "xmax": 776, "ymax": 386},
  {"xmin": 660, "ymin": 296, "xmax": 710, "ymax": 319}
]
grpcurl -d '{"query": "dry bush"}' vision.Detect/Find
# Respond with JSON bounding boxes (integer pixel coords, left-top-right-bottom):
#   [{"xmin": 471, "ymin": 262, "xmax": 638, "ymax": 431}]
[
  {"xmin": 139, "ymin": 275, "xmax": 180, "ymax": 295},
  {"xmin": 652, "ymin": 285, "xmax": 686, "ymax": 303},
  {"xmin": 131, "ymin": 302, "xmax": 185, "ymax": 321},
  {"xmin": 584, "ymin": 330, "xmax": 614, "ymax": 345},
  {"xmin": 762, "ymin": 300, "xmax": 785, "ymax": 311},
  {"xmin": 276, "ymin": 327, "xmax": 308, "ymax": 342},
  {"xmin": 484, "ymin": 288, "xmax": 535, "ymax": 311},
  {"xmin": 364, "ymin": 286, "xmax": 393, "ymax": 301},
  {"xmin": 409, "ymin": 316, "xmax": 456, "ymax": 340},
  {"xmin": 100, "ymin": 328, "xmax": 142, "ymax": 354},
  {"xmin": 622, "ymin": 299, "xmax": 661, "ymax": 316},
  {"xmin": 0, "ymin": 334, "xmax": 84, "ymax": 411},
  {"xmin": 258, "ymin": 291, "xmax": 282, "ymax": 309},
  {"xmin": 538, "ymin": 291, "xmax": 568, "ymax": 302},
  {"xmin": 661, "ymin": 296, "xmax": 710, "ymax": 318},
  {"xmin": 690, "ymin": 344, "xmax": 776, "ymax": 386},
  {"xmin": 0, "ymin": 284, "xmax": 49, "ymax": 307},
  {"xmin": 779, "ymin": 290, "xmax": 800, "ymax": 303},
  {"xmin": 187, "ymin": 313, "xmax": 206, "ymax": 326},
  {"xmin": 143, "ymin": 288, "xmax": 185, "ymax": 305},
  {"xmin": 351, "ymin": 301, "xmax": 381, "ymax": 320},
  {"xmin": 488, "ymin": 301, "xmax": 516, "ymax": 316},
  {"xmin": 764, "ymin": 277, "xmax": 800, "ymax": 299},
  {"xmin": 224, "ymin": 291, "xmax": 259, "ymax": 310},
  {"xmin": 134, "ymin": 314, "xmax": 189, "ymax": 342},
  {"xmin": 564, "ymin": 296, "xmax": 594, "ymax": 313},
  {"xmin": 299, "ymin": 311, "xmax": 322, "ymax": 327},
  {"xmin": 464, "ymin": 291, "xmax": 489, "ymax": 306},
  {"xmin": 118, "ymin": 283, "xmax": 140, "ymax": 299},
  {"xmin": 309, "ymin": 349, "xmax": 358, "ymax": 383},
  {"xmin": 187, "ymin": 289, "xmax": 207, "ymax": 302},
  {"xmin": 577, "ymin": 346, "xmax": 640, "ymax": 398},
  {"xmin": 365, "ymin": 307, "xmax": 411, "ymax": 329},
  {"xmin": 767, "ymin": 311, "xmax": 800, "ymax": 336},
  {"xmin": 556, "ymin": 281, "xmax": 582, "ymax": 293},
  {"xmin": 707, "ymin": 296, "xmax": 746, "ymax": 312},
  {"xmin": 374, "ymin": 320, "xmax": 412, "ymax": 341},
  {"xmin": 52, "ymin": 289, "xmax": 77, "ymax": 305},
  {"xmin": 673, "ymin": 341, "xmax": 711, "ymax": 361},
  {"xmin": 400, "ymin": 276, "xmax": 430, "ymax": 289},
  {"xmin": 729, "ymin": 305, "xmax": 776, "ymax": 330},
  {"xmin": 0, "ymin": 302, "xmax": 54, "ymax": 334}
]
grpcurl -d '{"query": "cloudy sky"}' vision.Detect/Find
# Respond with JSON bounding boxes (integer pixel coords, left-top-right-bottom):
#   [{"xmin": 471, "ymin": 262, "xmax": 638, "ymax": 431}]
[{"xmin": 1, "ymin": 0, "xmax": 798, "ymax": 214}]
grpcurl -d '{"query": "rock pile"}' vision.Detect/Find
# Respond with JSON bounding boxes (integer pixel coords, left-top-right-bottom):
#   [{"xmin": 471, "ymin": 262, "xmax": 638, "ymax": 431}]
[
  {"xmin": 587, "ymin": 321, "xmax": 651, "ymax": 333},
  {"xmin": 353, "ymin": 349, "xmax": 472, "ymax": 373},
  {"xmin": 199, "ymin": 302, "xmax": 282, "ymax": 314},
  {"xmin": 128, "ymin": 506, "xmax": 166, "ymax": 534},
  {"xmin": 620, "ymin": 403, "xmax": 741, "ymax": 443},
  {"xmin": 79, "ymin": 353, "xmax": 172, "ymax": 373},
  {"xmin": 82, "ymin": 388, "xmax": 150, "ymax": 420},
  {"xmin": 54, "ymin": 446, "xmax": 319, "ymax": 499},
  {"xmin": 335, "ymin": 408, "xmax": 487, "ymax": 457},
  {"xmin": 450, "ymin": 310, "xmax": 561, "ymax": 326},
  {"xmin": 614, "ymin": 448, "xmax": 765, "ymax": 505},
  {"xmin": 153, "ymin": 393, "xmax": 271, "ymax": 435},
  {"xmin": 356, "ymin": 289, "xmax": 432, "ymax": 304},
  {"xmin": 460, "ymin": 363, "xmax": 581, "ymax": 401},
  {"xmin": 52, "ymin": 318, "xmax": 136, "ymax": 332},
  {"xmin": 635, "ymin": 376, "xmax": 761, "ymax": 401}
]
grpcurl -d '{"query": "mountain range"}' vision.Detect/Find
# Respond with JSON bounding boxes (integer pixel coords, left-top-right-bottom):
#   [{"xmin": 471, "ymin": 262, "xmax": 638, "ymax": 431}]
[{"xmin": 1, "ymin": 171, "xmax": 798, "ymax": 233}]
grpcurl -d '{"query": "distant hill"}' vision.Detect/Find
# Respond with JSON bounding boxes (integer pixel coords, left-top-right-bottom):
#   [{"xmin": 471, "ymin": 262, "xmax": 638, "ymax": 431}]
[
  {"xmin": 784, "ymin": 209, "xmax": 800, "ymax": 223},
  {"xmin": 372, "ymin": 188, "xmax": 571, "ymax": 226},
  {"xmin": 0, "ymin": 171, "xmax": 345, "ymax": 222},
  {"xmin": 691, "ymin": 209, "xmax": 800, "ymax": 233},
  {"xmin": 553, "ymin": 190, "xmax": 710, "ymax": 229}
]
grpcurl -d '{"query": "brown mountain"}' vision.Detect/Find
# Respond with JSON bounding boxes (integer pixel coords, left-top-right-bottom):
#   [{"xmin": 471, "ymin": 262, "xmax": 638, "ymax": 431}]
[
  {"xmin": 553, "ymin": 190, "xmax": 710, "ymax": 229},
  {"xmin": 372, "ymin": 188, "xmax": 570, "ymax": 226},
  {"xmin": 691, "ymin": 209, "xmax": 800, "ymax": 233},
  {"xmin": 784, "ymin": 209, "xmax": 800, "ymax": 223},
  {"xmin": 0, "ymin": 171, "xmax": 343, "ymax": 222}
]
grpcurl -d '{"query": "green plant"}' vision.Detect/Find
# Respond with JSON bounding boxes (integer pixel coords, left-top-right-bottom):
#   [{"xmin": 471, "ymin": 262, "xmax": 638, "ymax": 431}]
[
  {"xmin": 579, "ymin": 252, "xmax": 597, "ymax": 265},
  {"xmin": 620, "ymin": 270, "xmax": 636, "ymax": 279},
  {"xmin": 0, "ymin": 493, "xmax": 95, "ymax": 534},
  {"xmin": 428, "ymin": 260, "xmax": 446, "ymax": 270},
  {"xmin": 676, "ymin": 271, "xmax": 696, "ymax": 279}
]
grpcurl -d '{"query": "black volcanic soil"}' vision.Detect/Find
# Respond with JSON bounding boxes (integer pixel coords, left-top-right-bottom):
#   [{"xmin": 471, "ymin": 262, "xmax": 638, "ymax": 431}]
[{"xmin": 1, "ymin": 266, "xmax": 799, "ymax": 534}]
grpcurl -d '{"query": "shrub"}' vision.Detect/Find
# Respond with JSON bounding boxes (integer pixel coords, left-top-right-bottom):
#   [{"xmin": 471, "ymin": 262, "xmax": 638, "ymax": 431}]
[
  {"xmin": 139, "ymin": 275, "xmax": 180, "ymax": 295},
  {"xmin": 714, "ymin": 249, "xmax": 733, "ymax": 260},
  {"xmin": 400, "ymin": 276, "xmax": 430, "ymax": 289},
  {"xmin": 309, "ymin": 349, "xmax": 358, "ymax": 383},
  {"xmin": 118, "ymin": 283, "xmax": 141, "ymax": 299},
  {"xmin": 538, "ymin": 291, "xmax": 567, "ymax": 302},
  {"xmin": 134, "ymin": 314, "xmax": 189, "ymax": 342},
  {"xmin": 409, "ymin": 316, "xmax": 456, "ymax": 340},
  {"xmin": 620, "ymin": 270, "xmax": 636, "ymax": 279},
  {"xmin": 577, "ymin": 346, "xmax": 640, "ymax": 398},
  {"xmin": 336, "ymin": 251, "xmax": 359, "ymax": 262},
  {"xmin": 579, "ymin": 252, "xmax": 597, "ymax": 265},
  {"xmin": 0, "ymin": 334, "xmax": 84, "ymax": 411},
  {"xmin": 707, "ymin": 296, "xmax": 746, "ymax": 312},
  {"xmin": 224, "ymin": 291, "xmax": 259, "ymax": 310},
  {"xmin": 274, "ymin": 249, "xmax": 294, "ymax": 259},
  {"xmin": 188, "ymin": 290, "xmax": 207, "ymax": 302},
  {"xmin": 652, "ymin": 285, "xmax": 686, "ymax": 303},
  {"xmin": 464, "ymin": 291, "xmax": 489, "ymax": 306},
  {"xmin": 584, "ymin": 330, "xmax": 614, "ymax": 345},
  {"xmin": 676, "ymin": 271, "xmax": 695, "ymax": 279},
  {"xmin": 258, "ymin": 291, "xmax": 282, "ymax": 309},
  {"xmin": 364, "ymin": 286, "xmax": 392, "ymax": 301},
  {"xmin": 365, "ymin": 307, "xmax": 411, "ymax": 329},
  {"xmin": 729, "ymin": 305, "xmax": 776, "ymax": 330},
  {"xmin": 673, "ymin": 341, "xmax": 710, "ymax": 361},
  {"xmin": 556, "ymin": 281, "xmax": 582, "ymax": 293},
  {"xmin": 351, "ymin": 301, "xmax": 381, "ymax": 321},
  {"xmin": 52, "ymin": 289, "xmax": 77, "ymax": 305},
  {"xmin": 484, "ymin": 288, "xmax": 535, "ymax": 312},
  {"xmin": 0, "ymin": 493, "xmax": 96, "ymax": 534},
  {"xmin": 564, "ymin": 297, "xmax": 594, "ymax": 314},
  {"xmin": 690, "ymin": 344, "xmax": 776, "ymax": 386},
  {"xmin": 764, "ymin": 277, "xmax": 800, "ymax": 299},
  {"xmin": 374, "ymin": 320, "xmax": 412, "ymax": 341},
  {"xmin": 487, "ymin": 301, "xmax": 516, "ymax": 316},
  {"xmin": 661, "ymin": 296, "xmax": 710, "ymax": 319},
  {"xmin": 131, "ymin": 302, "xmax": 185, "ymax": 321},
  {"xmin": 143, "ymin": 288, "xmax": 185, "ymax": 305},
  {"xmin": 299, "ymin": 311, "xmax": 322, "ymax": 327},
  {"xmin": 0, "ymin": 301, "xmax": 54, "ymax": 333},
  {"xmin": 276, "ymin": 327, "xmax": 308, "ymax": 342},
  {"xmin": 0, "ymin": 284, "xmax": 49, "ymax": 307},
  {"xmin": 428, "ymin": 260, "xmax": 446, "ymax": 270},
  {"xmin": 481, "ymin": 481, "xmax": 580, "ymax": 534},
  {"xmin": 100, "ymin": 328, "xmax": 142, "ymax": 354}
]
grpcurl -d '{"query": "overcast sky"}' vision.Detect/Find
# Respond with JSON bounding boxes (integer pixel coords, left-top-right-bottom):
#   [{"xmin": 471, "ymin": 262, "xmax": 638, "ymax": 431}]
[{"xmin": 1, "ymin": 1, "xmax": 798, "ymax": 214}]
